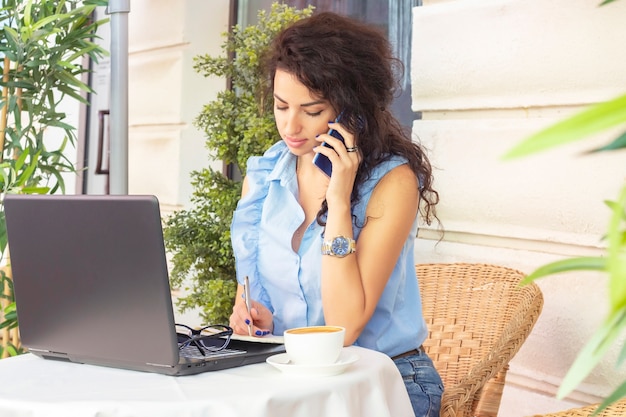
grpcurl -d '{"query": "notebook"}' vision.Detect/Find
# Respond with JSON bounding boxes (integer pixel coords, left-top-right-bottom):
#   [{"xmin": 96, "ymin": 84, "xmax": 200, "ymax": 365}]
[{"xmin": 3, "ymin": 194, "xmax": 284, "ymax": 376}]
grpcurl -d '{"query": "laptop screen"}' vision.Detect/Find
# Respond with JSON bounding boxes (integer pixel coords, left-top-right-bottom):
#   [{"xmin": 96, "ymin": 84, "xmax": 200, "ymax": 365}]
[{"xmin": 4, "ymin": 194, "xmax": 180, "ymax": 368}]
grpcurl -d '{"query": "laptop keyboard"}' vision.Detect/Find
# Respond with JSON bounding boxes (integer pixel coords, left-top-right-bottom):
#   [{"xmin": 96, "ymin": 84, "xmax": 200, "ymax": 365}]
[{"xmin": 179, "ymin": 344, "xmax": 247, "ymax": 360}]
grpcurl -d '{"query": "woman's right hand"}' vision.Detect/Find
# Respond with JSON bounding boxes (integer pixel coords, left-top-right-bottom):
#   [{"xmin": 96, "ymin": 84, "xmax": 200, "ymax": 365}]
[{"xmin": 229, "ymin": 289, "xmax": 274, "ymax": 336}]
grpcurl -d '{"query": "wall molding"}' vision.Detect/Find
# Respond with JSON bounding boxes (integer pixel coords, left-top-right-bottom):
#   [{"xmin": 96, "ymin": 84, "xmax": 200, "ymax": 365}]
[
  {"xmin": 506, "ymin": 368, "xmax": 605, "ymax": 406},
  {"xmin": 417, "ymin": 227, "xmax": 606, "ymax": 258}
]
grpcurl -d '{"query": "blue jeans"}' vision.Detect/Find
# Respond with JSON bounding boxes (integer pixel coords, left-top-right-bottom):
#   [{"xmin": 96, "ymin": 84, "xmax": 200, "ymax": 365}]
[{"xmin": 393, "ymin": 350, "xmax": 444, "ymax": 417}]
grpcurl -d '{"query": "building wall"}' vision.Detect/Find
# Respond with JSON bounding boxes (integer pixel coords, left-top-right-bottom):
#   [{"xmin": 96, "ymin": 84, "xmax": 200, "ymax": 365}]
[
  {"xmin": 411, "ymin": 0, "xmax": 626, "ymax": 415},
  {"xmin": 127, "ymin": 0, "xmax": 230, "ymax": 214},
  {"xmin": 124, "ymin": 0, "xmax": 231, "ymax": 325}
]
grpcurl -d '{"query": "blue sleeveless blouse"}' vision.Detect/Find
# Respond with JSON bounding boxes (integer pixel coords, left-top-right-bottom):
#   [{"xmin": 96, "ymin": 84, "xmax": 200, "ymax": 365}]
[{"xmin": 230, "ymin": 141, "xmax": 427, "ymax": 357}]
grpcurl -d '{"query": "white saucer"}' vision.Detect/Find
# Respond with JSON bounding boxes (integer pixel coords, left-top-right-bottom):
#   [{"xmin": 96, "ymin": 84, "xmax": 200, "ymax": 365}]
[{"xmin": 266, "ymin": 350, "xmax": 359, "ymax": 377}]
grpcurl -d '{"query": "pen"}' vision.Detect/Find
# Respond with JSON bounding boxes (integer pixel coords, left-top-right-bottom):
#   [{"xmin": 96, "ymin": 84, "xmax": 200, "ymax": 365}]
[{"xmin": 244, "ymin": 275, "xmax": 253, "ymax": 336}]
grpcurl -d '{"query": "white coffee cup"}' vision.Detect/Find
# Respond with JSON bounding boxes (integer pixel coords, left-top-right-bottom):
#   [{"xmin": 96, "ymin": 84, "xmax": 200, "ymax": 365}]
[{"xmin": 283, "ymin": 325, "xmax": 346, "ymax": 366}]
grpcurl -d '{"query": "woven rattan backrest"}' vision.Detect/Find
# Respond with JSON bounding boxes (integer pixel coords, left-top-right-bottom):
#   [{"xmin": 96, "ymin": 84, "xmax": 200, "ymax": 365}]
[{"xmin": 416, "ymin": 263, "xmax": 543, "ymax": 417}]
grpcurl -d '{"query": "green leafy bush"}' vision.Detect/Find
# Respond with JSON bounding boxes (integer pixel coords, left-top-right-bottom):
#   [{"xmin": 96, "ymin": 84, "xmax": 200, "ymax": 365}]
[{"xmin": 163, "ymin": 3, "xmax": 314, "ymax": 324}]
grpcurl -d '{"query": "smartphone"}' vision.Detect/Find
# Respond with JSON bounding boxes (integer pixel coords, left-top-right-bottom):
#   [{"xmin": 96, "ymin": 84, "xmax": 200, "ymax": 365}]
[{"xmin": 312, "ymin": 115, "xmax": 345, "ymax": 177}]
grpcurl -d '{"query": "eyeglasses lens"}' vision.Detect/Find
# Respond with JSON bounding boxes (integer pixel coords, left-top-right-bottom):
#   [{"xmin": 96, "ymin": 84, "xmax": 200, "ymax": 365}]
[{"xmin": 175, "ymin": 324, "xmax": 233, "ymax": 355}]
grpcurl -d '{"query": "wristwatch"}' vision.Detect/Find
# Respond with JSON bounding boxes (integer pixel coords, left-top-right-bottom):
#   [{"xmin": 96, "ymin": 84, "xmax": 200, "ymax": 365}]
[{"xmin": 321, "ymin": 235, "xmax": 356, "ymax": 257}]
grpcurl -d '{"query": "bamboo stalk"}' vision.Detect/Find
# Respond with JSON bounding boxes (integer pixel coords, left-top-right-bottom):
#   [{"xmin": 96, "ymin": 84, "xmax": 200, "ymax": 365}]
[
  {"xmin": 16, "ymin": 64, "xmax": 22, "ymax": 116},
  {"xmin": 14, "ymin": 64, "xmax": 23, "ymax": 161},
  {"xmin": 1, "ymin": 266, "xmax": 9, "ymax": 359},
  {"xmin": 0, "ymin": 55, "xmax": 9, "ymax": 358},
  {"xmin": 0, "ymin": 55, "xmax": 10, "ymax": 163},
  {"xmin": 0, "ymin": 57, "xmax": 19, "ymax": 358}
]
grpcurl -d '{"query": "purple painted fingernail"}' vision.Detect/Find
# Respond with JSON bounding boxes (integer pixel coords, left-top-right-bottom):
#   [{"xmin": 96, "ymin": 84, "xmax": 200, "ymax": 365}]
[
  {"xmin": 245, "ymin": 319, "xmax": 250, "ymax": 325},
  {"xmin": 255, "ymin": 330, "xmax": 262, "ymax": 336}
]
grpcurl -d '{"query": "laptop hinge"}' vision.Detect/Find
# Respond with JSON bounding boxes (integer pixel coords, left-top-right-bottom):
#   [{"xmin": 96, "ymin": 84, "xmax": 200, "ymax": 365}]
[
  {"xmin": 146, "ymin": 362, "xmax": 174, "ymax": 368},
  {"xmin": 28, "ymin": 348, "xmax": 51, "ymax": 353},
  {"xmin": 30, "ymin": 348, "xmax": 68, "ymax": 356},
  {"xmin": 29, "ymin": 348, "xmax": 73, "ymax": 362}
]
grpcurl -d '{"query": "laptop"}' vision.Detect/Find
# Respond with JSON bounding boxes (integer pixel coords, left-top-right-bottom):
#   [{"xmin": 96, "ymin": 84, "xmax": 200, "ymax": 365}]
[{"xmin": 3, "ymin": 194, "xmax": 284, "ymax": 376}]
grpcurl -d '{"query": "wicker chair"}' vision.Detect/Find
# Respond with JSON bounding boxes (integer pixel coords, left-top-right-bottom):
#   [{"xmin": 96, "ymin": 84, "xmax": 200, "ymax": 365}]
[
  {"xmin": 529, "ymin": 399, "xmax": 626, "ymax": 417},
  {"xmin": 416, "ymin": 263, "xmax": 544, "ymax": 417}
]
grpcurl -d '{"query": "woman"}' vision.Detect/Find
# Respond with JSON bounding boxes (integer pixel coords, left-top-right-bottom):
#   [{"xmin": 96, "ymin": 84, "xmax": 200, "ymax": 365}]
[{"xmin": 229, "ymin": 12, "xmax": 443, "ymax": 416}]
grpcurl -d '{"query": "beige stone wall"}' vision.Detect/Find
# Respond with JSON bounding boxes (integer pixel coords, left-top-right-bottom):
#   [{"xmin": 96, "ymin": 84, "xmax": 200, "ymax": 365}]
[
  {"xmin": 127, "ymin": 0, "xmax": 230, "ymax": 214},
  {"xmin": 412, "ymin": 0, "xmax": 626, "ymax": 415},
  {"xmin": 125, "ymin": 0, "xmax": 231, "ymax": 325}
]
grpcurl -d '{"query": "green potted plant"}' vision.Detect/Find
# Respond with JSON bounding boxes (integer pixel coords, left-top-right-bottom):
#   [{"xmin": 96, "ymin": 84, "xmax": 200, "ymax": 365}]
[
  {"xmin": 163, "ymin": 3, "xmax": 314, "ymax": 324},
  {"xmin": 504, "ymin": 4, "xmax": 626, "ymax": 410},
  {"xmin": 0, "ymin": 0, "xmax": 109, "ymax": 358}
]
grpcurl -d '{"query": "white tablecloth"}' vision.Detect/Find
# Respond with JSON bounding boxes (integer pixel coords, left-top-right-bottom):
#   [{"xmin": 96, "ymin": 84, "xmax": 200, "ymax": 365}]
[{"xmin": 0, "ymin": 346, "xmax": 414, "ymax": 417}]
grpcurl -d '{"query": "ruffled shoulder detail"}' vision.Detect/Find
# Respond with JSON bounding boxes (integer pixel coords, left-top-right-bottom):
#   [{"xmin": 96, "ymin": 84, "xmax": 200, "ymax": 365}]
[
  {"xmin": 244, "ymin": 141, "xmax": 287, "ymax": 193},
  {"xmin": 230, "ymin": 142, "xmax": 288, "ymax": 293}
]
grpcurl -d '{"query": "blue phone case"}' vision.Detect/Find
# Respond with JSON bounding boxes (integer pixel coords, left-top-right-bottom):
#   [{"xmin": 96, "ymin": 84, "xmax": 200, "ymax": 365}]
[{"xmin": 313, "ymin": 118, "xmax": 345, "ymax": 177}]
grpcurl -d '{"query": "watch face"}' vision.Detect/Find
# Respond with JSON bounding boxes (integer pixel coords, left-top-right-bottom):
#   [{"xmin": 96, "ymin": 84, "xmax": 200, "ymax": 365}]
[{"xmin": 332, "ymin": 236, "xmax": 350, "ymax": 256}]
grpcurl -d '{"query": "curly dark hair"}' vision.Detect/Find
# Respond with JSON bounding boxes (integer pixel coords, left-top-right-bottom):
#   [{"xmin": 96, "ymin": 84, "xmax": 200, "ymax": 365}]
[{"xmin": 263, "ymin": 12, "xmax": 439, "ymax": 225}]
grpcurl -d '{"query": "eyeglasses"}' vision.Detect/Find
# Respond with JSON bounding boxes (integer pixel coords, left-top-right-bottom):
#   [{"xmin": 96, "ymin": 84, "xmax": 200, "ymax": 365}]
[{"xmin": 175, "ymin": 323, "xmax": 233, "ymax": 357}]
